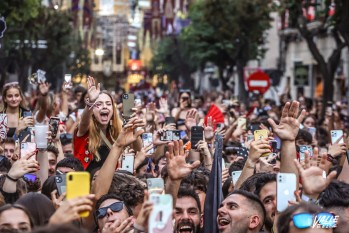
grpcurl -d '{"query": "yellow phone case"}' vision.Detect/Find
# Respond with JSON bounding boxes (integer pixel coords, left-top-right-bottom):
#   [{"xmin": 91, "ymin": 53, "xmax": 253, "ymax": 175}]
[
  {"xmin": 254, "ymin": 130, "xmax": 269, "ymax": 157},
  {"xmin": 66, "ymin": 172, "xmax": 90, "ymax": 217},
  {"xmin": 254, "ymin": 129, "xmax": 268, "ymax": 140}
]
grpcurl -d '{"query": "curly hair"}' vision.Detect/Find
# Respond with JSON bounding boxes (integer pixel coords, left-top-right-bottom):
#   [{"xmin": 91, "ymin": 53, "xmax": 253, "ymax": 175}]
[
  {"xmin": 180, "ymin": 166, "xmax": 210, "ymax": 193},
  {"xmin": 108, "ymin": 172, "xmax": 146, "ymax": 209}
]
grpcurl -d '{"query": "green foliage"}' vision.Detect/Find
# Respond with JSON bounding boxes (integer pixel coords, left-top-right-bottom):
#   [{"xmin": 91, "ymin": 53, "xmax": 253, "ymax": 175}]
[
  {"xmin": 151, "ymin": 0, "xmax": 273, "ymax": 83},
  {"xmin": 0, "ymin": 2, "xmax": 90, "ymax": 88}
]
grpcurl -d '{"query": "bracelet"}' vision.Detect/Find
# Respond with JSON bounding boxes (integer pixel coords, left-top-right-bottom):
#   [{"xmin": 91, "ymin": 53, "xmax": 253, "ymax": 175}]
[
  {"xmin": 41, "ymin": 93, "xmax": 48, "ymax": 96},
  {"xmin": 6, "ymin": 174, "xmax": 19, "ymax": 182},
  {"xmin": 327, "ymin": 154, "xmax": 334, "ymax": 163},
  {"xmin": 205, "ymin": 164, "xmax": 212, "ymax": 167},
  {"xmin": 133, "ymin": 223, "xmax": 145, "ymax": 232}
]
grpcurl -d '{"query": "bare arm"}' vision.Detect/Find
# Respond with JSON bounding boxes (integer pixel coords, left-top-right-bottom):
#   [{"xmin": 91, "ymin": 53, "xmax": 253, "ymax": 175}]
[
  {"xmin": 61, "ymin": 91, "xmax": 69, "ymax": 117},
  {"xmin": 268, "ymin": 101, "xmax": 306, "ymax": 190},
  {"xmin": 92, "ymin": 145, "xmax": 123, "ymax": 200},
  {"xmin": 77, "ymin": 77, "xmax": 101, "ymax": 137},
  {"xmin": 36, "ymin": 82, "xmax": 50, "ymax": 123},
  {"xmin": 36, "ymin": 150, "xmax": 49, "ymax": 186}
]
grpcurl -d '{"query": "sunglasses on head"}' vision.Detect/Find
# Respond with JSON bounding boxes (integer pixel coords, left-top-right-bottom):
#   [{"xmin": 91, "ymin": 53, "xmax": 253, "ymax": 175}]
[
  {"xmin": 96, "ymin": 202, "xmax": 132, "ymax": 219},
  {"xmin": 292, "ymin": 212, "xmax": 337, "ymax": 229}
]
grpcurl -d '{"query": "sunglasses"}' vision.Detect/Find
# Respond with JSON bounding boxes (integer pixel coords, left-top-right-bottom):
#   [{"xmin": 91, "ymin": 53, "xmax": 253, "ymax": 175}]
[
  {"xmin": 96, "ymin": 202, "xmax": 132, "ymax": 219},
  {"xmin": 292, "ymin": 212, "xmax": 337, "ymax": 229},
  {"xmin": 60, "ymin": 133, "xmax": 73, "ymax": 140}
]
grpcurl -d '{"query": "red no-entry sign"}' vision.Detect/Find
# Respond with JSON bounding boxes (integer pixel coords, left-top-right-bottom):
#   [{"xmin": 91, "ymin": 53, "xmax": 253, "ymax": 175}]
[{"xmin": 247, "ymin": 71, "xmax": 271, "ymax": 94}]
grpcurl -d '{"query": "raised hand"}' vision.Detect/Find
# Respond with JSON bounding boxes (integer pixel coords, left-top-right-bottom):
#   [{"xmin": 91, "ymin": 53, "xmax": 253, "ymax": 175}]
[
  {"xmin": 87, "ymin": 76, "xmax": 101, "ymax": 103},
  {"xmin": 204, "ymin": 116, "xmax": 215, "ymax": 141},
  {"xmin": 185, "ymin": 109, "xmax": 197, "ymax": 131},
  {"xmin": 248, "ymin": 139, "xmax": 271, "ymax": 163},
  {"xmin": 134, "ymin": 191, "xmax": 153, "ymax": 230},
  {"xmin": 328, "ymin": 143, "xmax": 347, "ymax": 157},
  {"xmin": 101, "ymin": 217, "xmax": 134, "ymax": 233},
  {"xmin": 268, "ymin": 101, "xmax": 306, "ymax": 141},
  {"xmin": 115, "ymin": 117, "xmax": 145, "ymax": 148},
  {"xmin": 157, "ymin": 97, "xmax": 169, "ymax": 115},
  {"xmin": 38, "ymin": 82, "xmax": 50, "ymax": 96},
  {"xmin": 7, "ymin": 151, "xmax": 39, "ymax": 180},
  {"xmin": 17, "ymin": 116, "xmax": 34, "ymax": 133},
  {"xmin": 166, "ymin": 140, "xmax": 200, "ymax": 181},
  {"xmin": 49, "ymin": 194, "xmax": 95, "ymax": 224},
  {"xmin": 294, "ymin": 149, "xmax": 337, "ymax": 196},
  {"xmin": 50, "ymin": 190, "xmax": 66, "ymax": 209}
]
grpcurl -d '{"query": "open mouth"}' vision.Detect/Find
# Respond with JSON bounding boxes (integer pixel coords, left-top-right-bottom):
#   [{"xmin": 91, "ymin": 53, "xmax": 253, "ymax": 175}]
[
  {"xmin": 177, "ymin": 220, "xmax": 195, "ymax": 233},
  {"xmin": 100, "ymin": 112, "xmax": 110, "ymax": 121},
  {"xmin": 218, "ymin": 217, "xmax": 230, "ymax": 227}
]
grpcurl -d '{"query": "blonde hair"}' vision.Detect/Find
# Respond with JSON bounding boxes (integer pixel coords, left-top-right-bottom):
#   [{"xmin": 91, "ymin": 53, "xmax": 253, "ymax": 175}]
[
  {"xmin": 88, "ymin": 91, "xmax": 122, "ymax": 161},
  {"xmin": 0, "ymin": 84, "xmax": 26, "ymax": 112}
]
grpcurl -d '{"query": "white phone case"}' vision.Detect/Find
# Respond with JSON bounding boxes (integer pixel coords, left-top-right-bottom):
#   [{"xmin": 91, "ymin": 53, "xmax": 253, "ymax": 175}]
[
  {"xmin": 277, "ymin": 173, "xmax": 296, "ymax": 212},
  {"xmin": 148, "ymin": 194, "xmax": 173, "ymax": 233},
  {"xmin": 121, "ymin": 154, "xmax": 134, "ymax": 173},
  {"xmin": 232, "ymin": 171, "xmax": 242, "ymax": 186},
  {"xmin": 331, "ymin": 130, "xmax": 344, "ymax": 144}
]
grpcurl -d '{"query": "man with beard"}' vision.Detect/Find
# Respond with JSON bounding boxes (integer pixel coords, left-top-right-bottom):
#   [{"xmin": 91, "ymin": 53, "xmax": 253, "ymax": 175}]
[
  {"xmin": 254, "ymin": 173, "xmax": 277, "ymax": 233},
  {"xmin": 217, "ymin": 190, "xmax": 265, "ymax": 233},
  {"xmin": 174, "ymin": 187, "xmax": 203, "ymax": 233}
]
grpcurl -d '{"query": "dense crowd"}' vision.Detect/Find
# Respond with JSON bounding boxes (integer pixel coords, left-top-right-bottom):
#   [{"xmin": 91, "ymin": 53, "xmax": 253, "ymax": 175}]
[{"xmin": 0, "ymin": 76, "xmax": 348, "ymax": 233}]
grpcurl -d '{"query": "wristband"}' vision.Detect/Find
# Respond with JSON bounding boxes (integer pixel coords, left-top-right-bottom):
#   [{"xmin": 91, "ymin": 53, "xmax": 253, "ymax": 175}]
[
  {"xmin": 6, "ymin": 174, "xmax": 19, "ymax": 182},
  {"xmin": 327, "ymin": 154, "xmax": 334, "ymax": 163}
]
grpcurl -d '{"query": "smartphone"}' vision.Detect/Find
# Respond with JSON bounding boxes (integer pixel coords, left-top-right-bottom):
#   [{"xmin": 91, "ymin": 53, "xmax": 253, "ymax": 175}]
[
  {"xmin": 49, "ymin": 117, "xmax": 60, "ymax": 139},
  {"xmin": 268, "ymin": 153, "xmax": 277, "ymax": 165},
  {"xmin": 64, "ymin": 74, "xmax": 72, "ymax": 82},
  {"xmin": 121, "ymin": 154, "xmax": 134, "ymax": 173},
  {"xmin": 254, "ymin": 129, "xmax": 268, "ymax": 140},
  {"xmin": 346, "ymin": 151, "xmax": 349, "ymax": 165},
  {"xmin": 122, "ymin": 93, "xmax": 135, "ymax": 119},
  {"xmin": 160, "ymin": 130, "xmax": 181, "ymax": 141},
  {"xmin": 165, "ymin": 117, "xmax": 175, "ymax": 125},
  {"xmin": 216, "ymin": 123, "xmax": 225, "ymax": 131},
  {"xmin": 246, "ymin": 134, "xmax": 254, "ymax": 142},
  {"xmin": 55, "ymin": 173, "xmax": 67, "ymax": 196},
  {"xmin": 23, "ymin": 174, "xmax": 37, "ymax": 182},
  {"xmin": 269, "ymin": 140, "xmax": 277, "ymax": 153},
  {"xmin": 222, "ymin": 158, "xmax": 225, "ymax": 169},
  {"xmin": 232, "ymin": 171, "xmax": 242, "ymax": 186},
  {"xmin": 277, "ymin": 173, "xmax": 296, "ymax": 212},
  {"xmin": 37, "ymin": 69, "xmax": 46, "ymax": 83},
  {"xmin": 331, "ymin": 130, "xmax": 344, "ymax": 144},
  {"xmin": 237, "ymin": 117, "xmax": 247, "ymax": 130},
  {"xmin": 142, "ymin": 133, "xmax": 154, "ymax": 154},
  {"xmin": 249, "ymin": 123, "xmax": 261, "ymax": 134},
  {"xmin": 77, "ymin": 109, "xmax": 84, "ymax": 118},
  {"xmin": 148, "ymin": 194, "xmax": 173, "ymax": 233},
  {"xmin": 147, "ymin": 178, "xmax": 164, "ymax": 194},
  {"xmin": 299, "ymin": 145, "xmax": 313, "ymax": 162},
  {"xmin": 64, "ymin": 74, "xmax": 72, "ymax": 89},
  {"xmin": 20, "ymin": 142, "xmax": 37, "ymax": 160},
  {"xmin": 0, "ymin": 114, "xmax": 8, "ymax": 140},
  {"xmin": 23, "ymin": 111, "xmax": 33, "ymax": 118},
  {"xmin": 66, "ymin": 172, "xmax": 90, "ymax": 217},
  {"xmin": 307, "ymin": 127, "xmax": 316, "ymax": 137},
  {"xmin": 191, "ymin": 126, "xmax": 204, "ymax": 149}
]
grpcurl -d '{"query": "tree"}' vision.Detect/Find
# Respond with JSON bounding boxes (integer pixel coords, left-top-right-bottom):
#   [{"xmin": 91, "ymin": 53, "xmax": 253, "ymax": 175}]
[
  {"xmin": 280, "ymin": 0, "xmax": 349, "ymax": 118},
  {"xmin": 0, "ymin": 1, "xmax": 90, "ymax": 91},
  {"xmin": 180, "ymin": 0, "xmax": 272, "ymax": 103},
  {"xmin": 151, "ymin": 36, "xmax": 197, "ymax": 88}
]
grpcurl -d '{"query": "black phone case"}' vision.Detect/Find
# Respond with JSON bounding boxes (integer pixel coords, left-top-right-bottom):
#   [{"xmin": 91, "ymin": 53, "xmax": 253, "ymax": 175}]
[{"xmin": 191, "ymin": 126, "xmax": 204, "ymax": 149}]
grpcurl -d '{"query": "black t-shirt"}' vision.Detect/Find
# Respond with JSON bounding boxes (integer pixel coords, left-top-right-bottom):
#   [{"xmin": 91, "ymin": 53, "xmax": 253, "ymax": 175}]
[{"xmin": 86, "ymin": 145, "xmax": 110, "ymax": 173}]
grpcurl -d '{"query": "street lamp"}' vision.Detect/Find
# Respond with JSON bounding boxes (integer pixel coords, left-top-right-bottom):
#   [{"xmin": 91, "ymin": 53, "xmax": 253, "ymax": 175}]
[{"xmin": 95, "ymin": 48, "xmax": 104, "ymax": 56}]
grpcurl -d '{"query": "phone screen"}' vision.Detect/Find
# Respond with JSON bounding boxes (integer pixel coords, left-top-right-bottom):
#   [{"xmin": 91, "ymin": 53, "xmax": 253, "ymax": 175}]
[
  {"xmin": 142, "ymin": 133, "xmax": 154, "ymax": 154},
  {"xmin": 191, "ymin": 126, "xmax": 204, "ymax": 149}
]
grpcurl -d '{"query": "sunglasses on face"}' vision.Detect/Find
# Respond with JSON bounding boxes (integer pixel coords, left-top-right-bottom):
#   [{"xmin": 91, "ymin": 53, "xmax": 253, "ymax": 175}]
[
  {"xmin": 96, "ymin": 202, "xmax": 132, "ymax": 219},
  {"xmin": 292, "ymin": 212, "xmax": 337, "ymax": 229}
]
